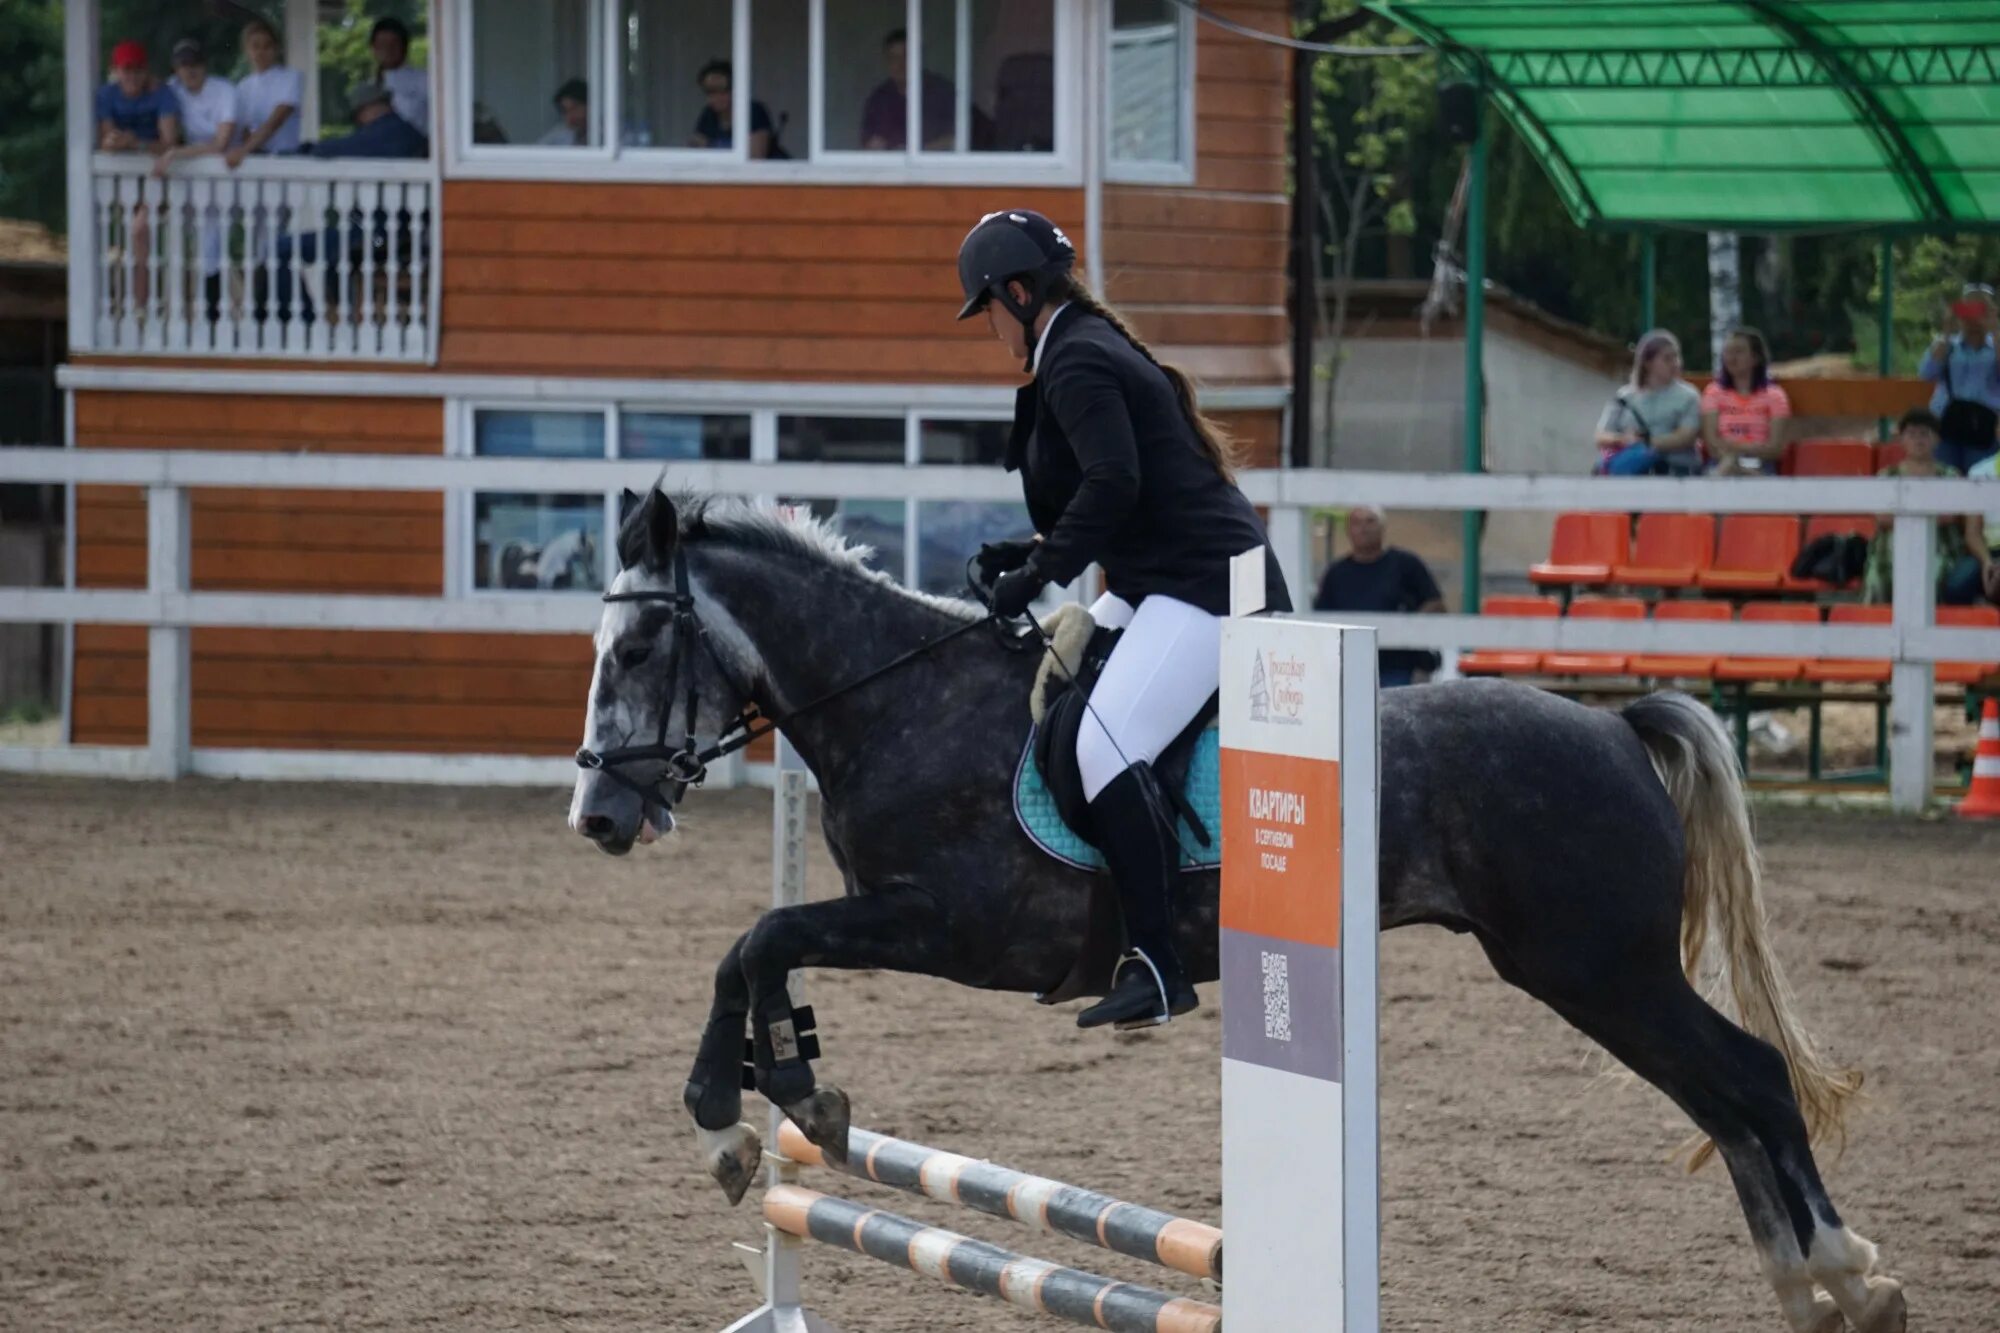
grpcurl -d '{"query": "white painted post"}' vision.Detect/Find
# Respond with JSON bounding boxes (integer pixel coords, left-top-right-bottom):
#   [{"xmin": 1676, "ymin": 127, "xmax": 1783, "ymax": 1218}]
[
  {"xmin": 63, "ymin": 0, "xmax": 100, "ymax": 352},
  {"xmin": 1265, "ymin": 501, "xmax": 1311, "ymax": 614},
  {"xmin": 146, "ymin": 485, "xmax": 191, "ymax": 778},
  {"xmin": 1889, "ymin": 516, "xmax": 1935, "ymax": 813},
  {"xmin": 722, "ymin": 734, "xmax": 844, "ymax": 1333},
  {"xmin": 1219, "ymin": 549, "xmax": 1380, "ymax": 1331}
]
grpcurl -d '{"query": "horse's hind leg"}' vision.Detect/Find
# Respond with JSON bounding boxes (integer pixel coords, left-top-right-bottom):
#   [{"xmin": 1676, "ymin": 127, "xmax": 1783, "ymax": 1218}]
[{"xmin": 1528, "ymin": 962, "xmax": 1901, "ymax": 1333}]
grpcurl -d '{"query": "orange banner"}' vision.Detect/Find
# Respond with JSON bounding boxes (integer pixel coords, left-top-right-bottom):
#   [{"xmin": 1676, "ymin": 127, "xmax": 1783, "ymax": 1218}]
[{"xmin": 1219, "ymin": 748, "xmax": 1341, "ymax": 949}]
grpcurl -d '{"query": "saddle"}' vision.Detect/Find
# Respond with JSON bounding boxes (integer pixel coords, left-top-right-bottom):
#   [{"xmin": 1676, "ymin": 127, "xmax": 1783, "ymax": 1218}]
[{"xmin": 1019, "ymin": 604, "xmax": 1219, "ymax": 1005}]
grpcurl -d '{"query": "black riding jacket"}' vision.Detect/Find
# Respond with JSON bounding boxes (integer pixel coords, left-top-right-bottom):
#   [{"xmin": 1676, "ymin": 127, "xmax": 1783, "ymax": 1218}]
[{"xmin": 1008, "ymin": 306, "xmax": 1291, "ymax": 616}]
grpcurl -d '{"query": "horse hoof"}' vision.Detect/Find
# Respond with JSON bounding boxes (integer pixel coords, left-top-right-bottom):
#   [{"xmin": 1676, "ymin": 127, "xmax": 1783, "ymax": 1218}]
[
  {"xmin": 700, "ymin": 1122, "xmax": 763, "ymax": 1206},
  {"xmin": 785, "ymin": 1086, "xmax": 851, "ymax": 1165},
  {"xmin": 1803, "ymin": 1300, "xmax": 1845, "ymax": 1333},
  {"xmin": 1853, "ymin": 1278, "xmax": 1906, "ymax": 1333}
]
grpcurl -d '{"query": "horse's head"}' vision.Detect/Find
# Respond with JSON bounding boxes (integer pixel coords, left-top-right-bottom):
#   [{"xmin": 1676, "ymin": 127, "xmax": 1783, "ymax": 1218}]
[{"xmin": 568, "ymin": 487, "xmax": 760, "ymax": 855}]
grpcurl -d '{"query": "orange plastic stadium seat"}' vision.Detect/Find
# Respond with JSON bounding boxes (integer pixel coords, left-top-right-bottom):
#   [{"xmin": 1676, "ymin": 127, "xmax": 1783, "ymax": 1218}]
[
  {"xmin": 1697, "ymin": 516, "xmax": 1803, "ymax": 593},
  {"xmin": 1785, "ymin": 515, "xmax": 1878, "ymax": 591},
  {"xmin": 1530, "ymin": 512, "xmax": 1629, "ymax": 588},
  {"xmin": 1458, "ymin": 595, "xmax": 1560, "ymax": 676},
  {"xmin": 1628, "ymin": 601, "xmax": 1735, "ymax": 679},
  {"xmin": 1544, "ymin": 596, "xmax": 1646, "ymax": 676},
  {"xmin": 1613, "ymin": 513, "xmax": 1715, "ymax": 589},
  {"xmin": 1874, "ymin": 440, "xmax": 1907, "ymax": 472},
  {"xmin": 1790, "ymin": 439, "xmax": 1875, "ymax": 478},
  {"xmin": 1802, "ymin": 604, "xmax": 1892, "ymax": 685},
  {"xmin": 1937, "ymin": 605, "xmax": 2000, "ymax": 686},
  {"xmin": 1714, "ymin": 602, "xmax": 1823, "ymax": 682}
]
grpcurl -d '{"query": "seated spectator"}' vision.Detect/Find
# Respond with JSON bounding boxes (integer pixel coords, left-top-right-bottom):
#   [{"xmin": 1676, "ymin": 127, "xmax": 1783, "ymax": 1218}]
[
  {"xmin": 98, "ymin": 40, "xmax": 179, "ymax": 152},
  {"xmin": 300, "ymin": 80, "xmax": 427, "ymax": 159},
  {"xmin": 1311, "ymin": 507, "xmax": 1445, "ymax": 688},
  {"xmin": 1701, "ymin": 326, "xmax": 1790, "ymax": 475},
  {"xmin": 156, "ymin": 38, "xmax": 239, "ymax": 322},
  {"xmin": 538, "ymin": 79, "xmax": 590, "ymax": 146},
  {"xmin": 1593, "ymin": 329, "xmax": 1702, "ymax": 475},
  {"xmin": 227, "ymin": 18, "xmax": 303, "ymax": 165},
  {"xmin": 688, "ymin": 59, "xmax": 774, "ymax": 158},
  {"xmin": 861, "ymin": 28, "xmax": 956, "ymax": 150},
  {"xmin": 1864, "ymin": 409, "xmax": 1978, "ymax": 605},
  {"xmin": 370, "ymin": 17, "xmax": 431, "ymax": 138},
  {"xmin": 1918, "ymin": 283, "xmax": 2000, "ymax": 474}
]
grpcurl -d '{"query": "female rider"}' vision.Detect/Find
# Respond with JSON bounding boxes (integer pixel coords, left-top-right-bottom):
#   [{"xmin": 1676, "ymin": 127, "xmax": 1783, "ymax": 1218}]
[{"xmin": 957, "ymin": 208, "xmax": 1291, "ymax": 1031}]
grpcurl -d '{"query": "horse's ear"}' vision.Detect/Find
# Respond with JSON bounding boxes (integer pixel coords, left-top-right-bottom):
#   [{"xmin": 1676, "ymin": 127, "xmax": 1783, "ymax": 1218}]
[{"xmin": 645, "ymin": 488, "xmax": 679, "ymax": 569}]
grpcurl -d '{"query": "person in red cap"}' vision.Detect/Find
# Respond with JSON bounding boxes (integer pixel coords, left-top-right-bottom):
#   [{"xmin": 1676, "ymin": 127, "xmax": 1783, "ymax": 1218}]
[{"xmin": 96, "ymin": 41, "xmax": 180, "ymax": 152}]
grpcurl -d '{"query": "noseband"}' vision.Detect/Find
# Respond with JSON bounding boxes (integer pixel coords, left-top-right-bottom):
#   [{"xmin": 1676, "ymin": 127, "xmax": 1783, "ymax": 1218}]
[{"xmin": 575, "ymin": 546, "xmax": 1000, "ymax": 812}]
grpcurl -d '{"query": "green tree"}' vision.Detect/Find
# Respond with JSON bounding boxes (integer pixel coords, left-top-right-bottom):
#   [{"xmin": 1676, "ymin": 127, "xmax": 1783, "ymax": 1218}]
[{"xmin": 0, "ymin": 0, "xmax": 65, "ymax": 231}]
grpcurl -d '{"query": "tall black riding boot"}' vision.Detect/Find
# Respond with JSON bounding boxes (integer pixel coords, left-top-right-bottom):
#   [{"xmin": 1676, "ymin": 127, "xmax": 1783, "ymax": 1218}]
[{"xmin": 1076, "ymin": 764, "xmax": 1198, "ymax": 1030}]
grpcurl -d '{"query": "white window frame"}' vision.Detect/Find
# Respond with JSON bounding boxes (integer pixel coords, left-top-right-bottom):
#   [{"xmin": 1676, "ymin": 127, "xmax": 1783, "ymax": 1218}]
[
  {"xmin": 1103, "ymin": 0, "xmax": 1196, "ymax": 186},
  {"xmin": 446, "ymin": 395, "xmax": 1049, "ymax": 595},
  {"xmin": 440, "ymin": 0, "xmax": 1082, "ymax": 184}
]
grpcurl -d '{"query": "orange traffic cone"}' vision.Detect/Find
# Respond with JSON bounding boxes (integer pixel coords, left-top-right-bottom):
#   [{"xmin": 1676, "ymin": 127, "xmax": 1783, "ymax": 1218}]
[{"xmin": 1957, "ymin": 698, "xmax": 2000, "ymax": 820}]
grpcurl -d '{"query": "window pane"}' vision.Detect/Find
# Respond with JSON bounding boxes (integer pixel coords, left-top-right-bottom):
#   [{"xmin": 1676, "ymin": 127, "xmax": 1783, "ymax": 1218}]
[
  {"xmin": 474, "ymin": 410, "xmax": 606, "ymax": 458},
  {"xmin": 780, "ymin": 497, "xmax": 907, "ymax": 579},
  {"xmin": 777, "ymin": 415, "xmax": 904, "ymax": 463},
  {"xmin": 825, "ymin": 0, "xmax": 913, "ymax": 151},
  {"xmin": 919, "ymin": 417, "xmax": 1009, "ymax": 465},
  {"xmin": 622, "ymin": 412, "xmax": 752, "ymax": 459},
  {"xmin": 963, "ymin": 0, "xmax": 1053, "ymax": 155},
  {"xmin": 621, "ymin": 0, "xmax": 734, "ymax": 149},
  {"xmin": 751, "ymin": 0, "xmax": 808, "ymax": 158},
  {"xmin": 471, "ymin": 0, "xmax": 598, "ymax": 147},
  {"xmin": 1110, "ymin": 0, "xmax": 1182, "ymax": 165},
  {"xmin": 474, "ymin": 493, "xmax": 605, "ymax": 591},
  {"xmin": 916, "ymin": 499, "xmax": 1031, "ymax": 595}
]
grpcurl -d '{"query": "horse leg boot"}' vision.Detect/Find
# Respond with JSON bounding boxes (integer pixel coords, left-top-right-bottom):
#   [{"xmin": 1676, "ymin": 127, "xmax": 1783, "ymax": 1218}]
[
  {"xmin": 684, "ymin": 937, "xmax": 762, "ymax": 1204},
  {"xmin": 750, "ymin": 984, "xmax": 850, "ymax": 1165},
  {"xmin": 1076, "ymin": 764, "xmax": 1197, "ymax": 1031}
]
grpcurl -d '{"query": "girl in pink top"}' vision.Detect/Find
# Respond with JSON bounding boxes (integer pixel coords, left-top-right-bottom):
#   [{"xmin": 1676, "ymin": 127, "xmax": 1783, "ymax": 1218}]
[{"xmin": 1700, "ymin": 327, "xmax": 1791, "ymax": 474}]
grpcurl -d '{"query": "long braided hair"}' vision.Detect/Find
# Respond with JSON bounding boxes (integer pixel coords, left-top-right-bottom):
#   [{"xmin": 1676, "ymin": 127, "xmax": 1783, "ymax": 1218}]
[{"xmin": 1046, "ymin": 274, "xmax": 1241, "ymax": 483}]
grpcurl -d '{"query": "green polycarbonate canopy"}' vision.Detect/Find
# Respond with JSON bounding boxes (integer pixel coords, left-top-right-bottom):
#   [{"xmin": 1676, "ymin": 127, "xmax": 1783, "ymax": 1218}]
[{"xmin": 1363, "ymin": 0, "xmax": 2000, "ymax": 232}]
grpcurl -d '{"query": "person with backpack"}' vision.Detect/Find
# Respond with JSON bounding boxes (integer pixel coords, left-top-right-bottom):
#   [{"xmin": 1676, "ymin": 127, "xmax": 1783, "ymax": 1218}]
[
  {"xmin": 957, "ymin": 208, "xmax": 1290, "ymax": 1032},
  {"xmin": 1919, "ymin": 283, "xmax": 2000, "ymax": 475}
]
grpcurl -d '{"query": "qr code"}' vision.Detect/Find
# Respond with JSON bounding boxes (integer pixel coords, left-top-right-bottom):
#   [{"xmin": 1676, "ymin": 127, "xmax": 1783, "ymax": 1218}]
[{"xmin": 1261, "ymin": 950, "xmax": 1292, "ymax": 1043}]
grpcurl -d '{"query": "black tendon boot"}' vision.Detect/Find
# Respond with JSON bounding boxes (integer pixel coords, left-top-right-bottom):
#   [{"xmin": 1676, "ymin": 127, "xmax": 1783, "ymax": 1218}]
[{"xmin": 1076, "ymin": 764, "xmax": 1198, "ymax": 1030}]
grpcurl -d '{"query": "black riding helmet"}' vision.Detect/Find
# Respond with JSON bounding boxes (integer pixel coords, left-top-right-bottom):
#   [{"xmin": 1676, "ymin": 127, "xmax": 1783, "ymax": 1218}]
[{"xmin": 956, "ymin": 209, "xmax": 1075, "ymax": 369}]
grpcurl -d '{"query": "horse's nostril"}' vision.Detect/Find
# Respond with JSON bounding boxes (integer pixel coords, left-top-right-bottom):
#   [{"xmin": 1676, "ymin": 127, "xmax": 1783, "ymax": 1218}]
[{"xmin": 580, "ymin": 814, "xmax": 617, "ymax": 840}]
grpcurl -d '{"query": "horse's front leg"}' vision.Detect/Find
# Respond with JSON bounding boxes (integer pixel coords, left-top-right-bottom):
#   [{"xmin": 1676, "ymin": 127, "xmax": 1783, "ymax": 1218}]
[
  {"xmin": 683, "ymin": 936, "xmax": 762, "ymax": 1205},
  {"xmin": 739, "ymin": 885, "xmax": 952, "ymax": 1168}
]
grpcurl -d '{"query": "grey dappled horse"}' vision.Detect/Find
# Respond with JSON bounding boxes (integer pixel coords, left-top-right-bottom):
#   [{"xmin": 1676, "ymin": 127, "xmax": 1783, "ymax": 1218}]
[{"xmin": 568, "ymin": 492, "xmax": 1903, "ymax": 1333}]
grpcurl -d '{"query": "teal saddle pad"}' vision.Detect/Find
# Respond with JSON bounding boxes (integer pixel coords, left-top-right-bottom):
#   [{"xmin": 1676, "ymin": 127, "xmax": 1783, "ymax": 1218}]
[{"xmin": 1011, "ymin": 723, "xmax": 1222, "ymax": 873}]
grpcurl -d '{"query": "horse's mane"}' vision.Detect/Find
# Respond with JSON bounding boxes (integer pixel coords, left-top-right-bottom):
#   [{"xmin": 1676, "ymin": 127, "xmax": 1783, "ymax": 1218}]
[{"xmin": 620, "ymin": 491, "xmax": 983, "ymax": 623}]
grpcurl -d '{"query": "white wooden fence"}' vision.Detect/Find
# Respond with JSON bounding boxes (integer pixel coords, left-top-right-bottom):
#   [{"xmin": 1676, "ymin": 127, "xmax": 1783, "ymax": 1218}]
[
  {"xmin": 85, "ymin": 156, "xmax": 434, "ymax": 362},
  {"xmin": 1, "ymin": 448, "xmax": 1996, "ymax": 811}
]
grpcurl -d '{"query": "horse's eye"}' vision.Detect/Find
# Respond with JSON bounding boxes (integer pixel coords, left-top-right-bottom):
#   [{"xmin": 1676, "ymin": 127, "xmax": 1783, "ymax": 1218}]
[{"xmin": 617, "ymin": 643, "xmax": 652, "ymax": 671}]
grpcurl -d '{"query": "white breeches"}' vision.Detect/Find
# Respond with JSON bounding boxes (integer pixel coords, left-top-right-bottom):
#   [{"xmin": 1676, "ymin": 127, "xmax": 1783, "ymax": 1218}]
[{"xmin": 1076, "ymin": 592, "xmax": 1224, "ymax": 801}]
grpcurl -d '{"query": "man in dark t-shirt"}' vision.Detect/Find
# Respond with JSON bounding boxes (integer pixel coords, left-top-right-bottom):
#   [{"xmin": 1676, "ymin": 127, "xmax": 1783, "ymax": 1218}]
[{"xmin": 1311, "ymin": 507, "xmax": 1445, "ymax": 687}]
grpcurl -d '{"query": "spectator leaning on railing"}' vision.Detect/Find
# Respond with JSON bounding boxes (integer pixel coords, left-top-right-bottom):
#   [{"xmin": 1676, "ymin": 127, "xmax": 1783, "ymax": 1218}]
[
  {"xmin": 1592, "ymin": 328, "xmax": 1703, "ymax": 475},
  {"xmin": 1701, "ymin": 326, "xmax": 1791, "ymax": 475},
  {"xmin": 226, "ymin": 18, "xmax": 303, "ymax": 166},
  {"xmin": 1863, "ymin": 408, "xmax": 1980, "ymax": 606},
  {"xmin": 1919, "ymin": 283, "xmax": 2000, "ymax": 475},
  {"xmin": 97, "ymin": 40, "xmax": 178, "ymax": 313},
  {"xmin": 1311, "ymin": 507, "xmax": 1445, "ymax": 688},
  {"xmin": 154, "ymin": 38, "xmax": 238, "ymax": 323}
]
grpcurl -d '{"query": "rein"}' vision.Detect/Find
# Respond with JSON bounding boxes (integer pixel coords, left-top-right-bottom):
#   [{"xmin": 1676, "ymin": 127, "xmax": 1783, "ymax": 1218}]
[{"xmin": 575, "ymin": 546, "xmax": 998, "ymax": 808}]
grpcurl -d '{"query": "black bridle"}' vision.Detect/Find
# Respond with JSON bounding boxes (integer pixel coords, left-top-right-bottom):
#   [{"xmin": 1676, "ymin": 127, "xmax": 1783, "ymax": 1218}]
[{"xmin": 575, "ymin": 547, "xmax": 1000, "ymax": 811}]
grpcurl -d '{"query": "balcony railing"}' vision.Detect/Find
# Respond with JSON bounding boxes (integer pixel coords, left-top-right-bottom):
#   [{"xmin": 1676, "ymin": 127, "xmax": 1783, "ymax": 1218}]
[{"xmin": 85, "ymin": 155, "xmax": 434, "ymax": 362}]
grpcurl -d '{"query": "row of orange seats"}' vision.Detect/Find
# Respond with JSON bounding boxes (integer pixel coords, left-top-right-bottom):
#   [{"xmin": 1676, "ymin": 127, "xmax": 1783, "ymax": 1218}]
[
  {"xmin": 1462, "ymin": 596, "xmax": 2000, "ymax": 684},
  {"xmin": 1532, "ymin": 512, "xmax": 1870, "ymax": 593},
  {"xmin": 1782, "ymin": 437, "xmax": 1907, "ymax": 477}
]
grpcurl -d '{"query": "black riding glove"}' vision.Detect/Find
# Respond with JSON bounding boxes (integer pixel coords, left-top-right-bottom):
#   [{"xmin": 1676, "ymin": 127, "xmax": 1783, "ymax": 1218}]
[
  {"xmin": 990, "ymin": 564, "xmax": 1047, "ymax": 619},
  {"xmin": 975, "ymin": 538, "xmax": 1039, "ymax": 586}
]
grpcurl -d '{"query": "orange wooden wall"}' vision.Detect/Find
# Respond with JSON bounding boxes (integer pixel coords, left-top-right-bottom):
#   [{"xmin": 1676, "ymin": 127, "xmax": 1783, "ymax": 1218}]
[
  {"xmin": 70, "ymin": 392, "xmax": 593, "ymax": 754},
  {"xmin": 1101, "ymin": 0, "xmax": 1290, "ymax": 387},
  {"xmin": 440, "ymin": 183, "xmax": 1083, "ymax": 381}
]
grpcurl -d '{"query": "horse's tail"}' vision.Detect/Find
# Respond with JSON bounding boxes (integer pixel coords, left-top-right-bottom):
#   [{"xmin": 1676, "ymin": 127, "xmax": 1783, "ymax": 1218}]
[{"xmin": 1622, "ymin": 690, "xmax": 1863, "ymax": 1172}]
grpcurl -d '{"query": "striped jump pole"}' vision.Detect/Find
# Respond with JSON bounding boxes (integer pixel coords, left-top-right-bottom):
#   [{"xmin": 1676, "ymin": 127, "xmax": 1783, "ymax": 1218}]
[
  {"xmin": 775, "ymin": 1120, "xmax": 1223, "ymax": 1282},
  {"xmin": 765, "ymin": 1185, "xmax": 1221, "ymax": 1333}
]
